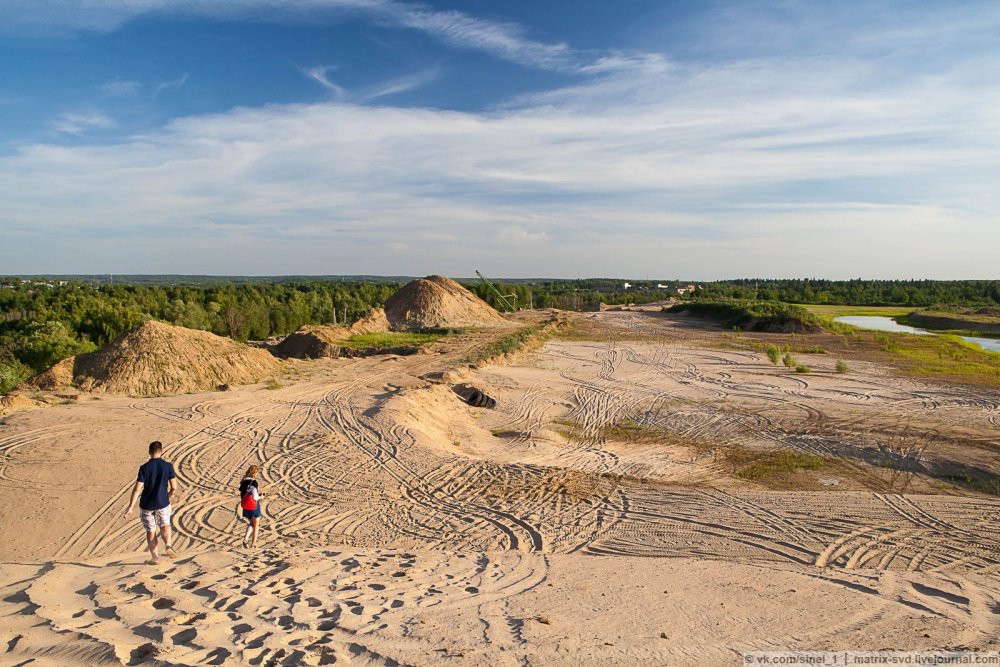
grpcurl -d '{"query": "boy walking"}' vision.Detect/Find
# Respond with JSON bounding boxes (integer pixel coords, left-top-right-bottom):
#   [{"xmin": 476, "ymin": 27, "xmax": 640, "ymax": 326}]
[{"xmin": 123, "ymin": 441, "xmax": 178, "ymax": 563}]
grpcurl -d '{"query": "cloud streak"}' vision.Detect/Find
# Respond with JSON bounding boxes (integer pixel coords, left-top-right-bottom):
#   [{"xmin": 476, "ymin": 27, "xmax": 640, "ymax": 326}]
[
  {"xmin": 303, "ymin": 65, "xmax": 347, "ymax": 98},
  {"xmin": 51, "ymin": 111, "xmax": 115, "ymax": 135},
  {"xmin": 100, "ymin": 78, "xmax": 139, "ymax": 96},
  {"xmin": 4, "ymin": 0, "xmax": 587, "ymax": 72},
  {"xmin": 155, "ymin": 73, "xmax": 189, "ymax": 95},
  {"xmin": 303, "ymin": 64, "xmax": 441, "ymax": 101}
]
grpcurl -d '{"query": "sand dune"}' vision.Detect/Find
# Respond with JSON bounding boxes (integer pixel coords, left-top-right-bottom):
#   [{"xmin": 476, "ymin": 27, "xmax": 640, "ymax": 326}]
[{"xmin": 2, "ymin": 311, "xmax": 1000, "ymax": 664}]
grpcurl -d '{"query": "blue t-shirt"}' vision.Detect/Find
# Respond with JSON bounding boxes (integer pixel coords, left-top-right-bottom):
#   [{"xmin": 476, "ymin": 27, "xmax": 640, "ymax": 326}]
[{"xmin": 137, "ymin": 458, "xmax": 176, "ymax": 511}]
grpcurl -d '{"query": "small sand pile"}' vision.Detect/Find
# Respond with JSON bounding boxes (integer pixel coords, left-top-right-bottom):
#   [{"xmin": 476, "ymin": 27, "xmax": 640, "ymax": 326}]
[
  {"xmin": 384, "ymin": 275, "xmax": 506, "ymax": 331},
  {"xmin": 275, "ymin": 309, "xmax": 391, "ymax": 359},
  {"xmin": 273, "ymin": 325, "xmax": 351, "ymax": 359},
  {"xmin": 350, "ymin": 307, "xmax": 390, "ymax": 335},
  {"xmin": 0, "ymin": 393, "xmax": 43, "ymax": 417},
  {"xmin": 25, "ymin": 320, "xmax": 282, "ymax": 397},
  {"xmin": 27, "ymin": 357, "xmax": 75, "ymax": 391}
]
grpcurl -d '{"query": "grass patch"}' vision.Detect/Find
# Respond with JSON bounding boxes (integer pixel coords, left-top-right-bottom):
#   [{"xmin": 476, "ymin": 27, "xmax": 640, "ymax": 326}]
[
  {"xmin": 799, "ymin": 304, "xmax": 916, "ymax": 318},
  {"xmin": 599, "ymin": 417, "xmax": 668, "ymax": 444},
  {"xmin": 555, "ymin": 417, "xmax": 833, "ymax": 489},
  {"xmin": 867, "ymin": 331, "xmax": 1000, "ymax": 385},
  {"xmin": 944, "ymin": 474, "xmax": 1000, "ymax": 496},
  {"xmin": 556, "ymin": 416, "xmax": 718, "ymax": 451},
  {"xmin": 725, "ymin": 337, "xmax": 827, "ymax": 357},
  {"xmin": 465, "ymin": 325, "xmax": 546, "ymax": 364},
  {"xmin": 340, "ymin": 331, "xmax": 443, "ymax": 350},
  {"xmin": 724, "ymin": 447, "xmax": 825, "ymax": 482},
  {"xmin": 264, "ymin": 379, "xmax": 282, "ymax": 390},
  {"xmin": 550, "ymin": 320, "xmax": 595, "ymax": 341}
]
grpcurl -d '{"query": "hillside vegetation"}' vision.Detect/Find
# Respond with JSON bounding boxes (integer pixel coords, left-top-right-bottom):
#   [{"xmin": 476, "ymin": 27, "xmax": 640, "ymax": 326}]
[
  {"xmin": 667, "ymin": 301, "xmax": 846, "ymax": 334},
  {"xmin": 900, "ymin": 310, "xmax": 1000, "ymax": 336}
]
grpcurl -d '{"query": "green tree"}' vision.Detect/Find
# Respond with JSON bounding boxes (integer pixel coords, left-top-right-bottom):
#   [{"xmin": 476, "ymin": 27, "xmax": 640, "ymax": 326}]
[
  {"xmin": 0, "ymin": 352, "xmax": 31, "ymax": 394},
  {"xmin": 15, "ymin": 321, "xmax": 97, "ymax": 372}
]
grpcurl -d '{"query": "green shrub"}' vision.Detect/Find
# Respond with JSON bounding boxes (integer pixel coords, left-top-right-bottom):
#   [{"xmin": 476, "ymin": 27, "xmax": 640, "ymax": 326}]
[
  {"xmin": 0, "ymin": 357, "xmax": 32, "ymax": 394},
  {"xmin": 782, "ymin": 353, "xmax": 796, "ymax": 368},
  {"xmin": 835, "ymin": 360, "xmax": 850, "ymax": 373},
  {"xmin": 795, "ymin": 365, "xmax": 811, "ymax": 373},
  {"xmin": 264, "ymin": 379, "xmax": 281, "ymax": 390},
  {"xmin": 765, "ymin": 344, "xmax": 781, "ymax": 365},
  {"xmin": 14, "ymin": 321, "xmax": 97, "ymax": 372}
]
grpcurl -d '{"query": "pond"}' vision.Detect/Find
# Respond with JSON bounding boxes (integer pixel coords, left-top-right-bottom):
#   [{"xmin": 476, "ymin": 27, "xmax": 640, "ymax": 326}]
[{"xmin": 834, "ymin": 316, "xmax": 1000, "ymax": 354}]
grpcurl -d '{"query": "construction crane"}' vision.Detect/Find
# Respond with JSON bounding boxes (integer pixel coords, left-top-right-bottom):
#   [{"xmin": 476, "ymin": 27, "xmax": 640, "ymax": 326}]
[{"xmin": 476, "ymin": 270, "xmax": 518, "ymax": 312}]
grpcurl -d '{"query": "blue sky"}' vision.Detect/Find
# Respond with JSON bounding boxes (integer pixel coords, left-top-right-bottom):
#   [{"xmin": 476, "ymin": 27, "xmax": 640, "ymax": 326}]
[{"xmin": 1, "ymin": 1, "xmax": 998, "ymax": 279}]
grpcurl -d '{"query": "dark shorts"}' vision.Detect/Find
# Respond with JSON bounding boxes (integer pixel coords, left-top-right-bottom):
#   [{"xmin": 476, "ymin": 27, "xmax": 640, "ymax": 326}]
[{"xmin": 242, "ymin": 504, "xmax": 262, "ymax": 520}]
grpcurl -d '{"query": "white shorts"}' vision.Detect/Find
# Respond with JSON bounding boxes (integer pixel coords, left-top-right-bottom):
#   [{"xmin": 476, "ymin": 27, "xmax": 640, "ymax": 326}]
[{"xmin": 140, "ymin": 505, "xmax": 172, "ymax": 532}]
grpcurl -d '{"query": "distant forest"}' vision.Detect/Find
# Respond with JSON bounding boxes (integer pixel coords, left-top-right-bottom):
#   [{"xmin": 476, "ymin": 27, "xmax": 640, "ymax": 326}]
[
  {"xmin": 696, "ymin": 279, "xmax": 1000, "ymax": 307},
  {"xmin": 0, "ymin": 277, "xmax": 665, "ymax": 392},
  {"xmin": 2, "ymin": 276, "xmax": 998, "ymax": 394}
]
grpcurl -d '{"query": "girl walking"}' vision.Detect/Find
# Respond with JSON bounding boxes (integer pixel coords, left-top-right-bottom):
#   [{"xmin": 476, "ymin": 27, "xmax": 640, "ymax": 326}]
[{"xmin": 238, "ymin": 465, "xmax": 262, "ymax": 549}]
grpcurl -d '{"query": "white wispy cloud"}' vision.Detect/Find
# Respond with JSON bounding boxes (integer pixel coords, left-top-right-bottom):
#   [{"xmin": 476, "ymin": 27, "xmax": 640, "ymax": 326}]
[
  {"xmin": 100, "ymin": 78, "xmax": 139, "ymax": 96},
  {"xmin": 378, "ymin": 5, "xmax": 574, "ymax": 71},
  {"xmin": 358, "ymin": 66, "xmax": 441, "ymax": 101},
  {"xmin": 3, "ymin": 4, "xmax": 999, "ymax": 276},
  {"xmin": 303, "ymin": 64, "xmax": 440, "ymax": 101},
  {"xmin": 155, "ymin": 73, "xmax": 188, "ymax": 94},
  {"xmin": 497, "ymin": 226, "xmax": 550, "ymax": 243},
  {"xmin": 1, "ymin": 0, "xmax": 590, "ymax": 72},
  {"xmin": 303, "ymin": 65, "xmax": 347, "ymax": 98},
  {"xmin": 51, "ymin": 111, "xmax": 115, "ymax": 135}
]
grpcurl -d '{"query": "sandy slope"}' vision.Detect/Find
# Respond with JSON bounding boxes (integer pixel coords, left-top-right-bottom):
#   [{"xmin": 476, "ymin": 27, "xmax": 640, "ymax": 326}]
[
  {"xmin": 25, "ymin": 320, "xmax": 283, "ymax": 397},
  {"xmin": 2, "ymin": 312, "xmax": 1000, "ymax": 665}
]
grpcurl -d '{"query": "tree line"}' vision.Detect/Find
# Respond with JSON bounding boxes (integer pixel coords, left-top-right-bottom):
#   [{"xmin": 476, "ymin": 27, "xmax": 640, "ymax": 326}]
[
  {"xmin": 4, "ymin": 276, "xmax": 997, "ymax": 394},
  {"xmin": 0, "ymin": 280, "xmax": 398, "ymax": 392},
  {"xmin": 694, "ymin": 279, "xmax": 1000, "ymax": 307}
]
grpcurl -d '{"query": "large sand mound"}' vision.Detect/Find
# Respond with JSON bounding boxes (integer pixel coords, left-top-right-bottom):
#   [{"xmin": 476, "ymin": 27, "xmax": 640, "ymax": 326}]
[
  {"xmin": 25, "ymin": 320, "xmax": 282, "ymax": 397},
  {"xmin": 384, "ymin": 275, "xmax": 506, "ymax": 331}
]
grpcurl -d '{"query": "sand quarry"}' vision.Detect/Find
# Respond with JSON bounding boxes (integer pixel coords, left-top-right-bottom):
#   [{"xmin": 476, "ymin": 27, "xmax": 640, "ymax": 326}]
[{"xmin": 2, "ymin": 290, "xmax": 1000, "ymax": 665}]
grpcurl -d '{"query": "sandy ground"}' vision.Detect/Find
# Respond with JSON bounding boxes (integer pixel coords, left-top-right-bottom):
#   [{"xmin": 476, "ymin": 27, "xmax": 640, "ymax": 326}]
[{"xmin": 2, "ymin": 312, "xmax": 1000, "ymax": 665}]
